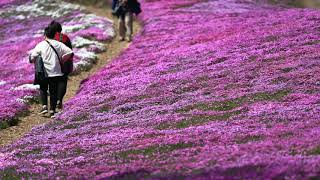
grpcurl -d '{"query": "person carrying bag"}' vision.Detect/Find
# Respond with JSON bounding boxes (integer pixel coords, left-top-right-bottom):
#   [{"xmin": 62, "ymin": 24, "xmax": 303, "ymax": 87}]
[
  {"xmin": 49, "ymin": 21, "xmax": 74, "ymax": 111},
  {"xmin": 112, "ymin": 0, "xmax": 142, "ymax": 42},
  {"xmin": 29, "ymin": 26, "xmax": 73, "ymax": 118}
]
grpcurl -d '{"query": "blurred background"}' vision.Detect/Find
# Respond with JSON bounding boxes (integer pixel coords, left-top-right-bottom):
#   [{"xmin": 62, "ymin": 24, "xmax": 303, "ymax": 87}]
[
  {"xmin": 267, "ymin": 0, "xmax": 320, "ymax": 7},
  {"xmin": 65, "ymin": 0, "xmax": 320, "ymax": 8}
]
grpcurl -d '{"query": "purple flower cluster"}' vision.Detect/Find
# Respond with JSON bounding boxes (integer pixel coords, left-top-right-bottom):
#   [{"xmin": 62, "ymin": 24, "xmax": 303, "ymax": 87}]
[
  {"xmin": 0, "ymin": 0, "xmax": 114, "ymax": 127},
  {"xmin": 1, "ymin": 0, "xmax": 320, "ymax": 179}
]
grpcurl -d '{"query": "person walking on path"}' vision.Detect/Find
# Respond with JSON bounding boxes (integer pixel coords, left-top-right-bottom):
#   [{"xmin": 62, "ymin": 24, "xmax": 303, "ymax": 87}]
[
  {"xmin": 49, "ymin": 20, "xmax": 73, "ymax": 111},
  {"xmin": 112, "ymin": 0, "xmax": 141, "ymax": 42},
  {"xmin": 30, "ymin": 26, "xmax": 73, "ymax": 118}
]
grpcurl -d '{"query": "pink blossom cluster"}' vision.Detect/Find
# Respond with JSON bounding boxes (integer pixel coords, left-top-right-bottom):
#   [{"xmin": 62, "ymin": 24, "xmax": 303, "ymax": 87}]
[
  {"xmin": 0, "ymin": 0, "xmax": 114, "ymax": 128},
  {"xmin": 1, "ymin": 0, "xmax": 320, "ymax": 179}
]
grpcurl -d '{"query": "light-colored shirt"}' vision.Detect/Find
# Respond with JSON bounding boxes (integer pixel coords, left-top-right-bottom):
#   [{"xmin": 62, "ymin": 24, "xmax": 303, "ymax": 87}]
[{"xmin": 30, "ymin": 39, "xmax": 73, "ymax": 77}]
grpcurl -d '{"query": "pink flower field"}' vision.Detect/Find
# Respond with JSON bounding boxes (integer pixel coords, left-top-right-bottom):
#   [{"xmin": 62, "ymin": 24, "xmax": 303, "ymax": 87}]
[
  {"xmin": 0, "ymin": 0, "xmax": 320, "ymax": 179},
  {"xmin": 0, "ymin": 0, "xmax": 114, "ymax": 128}
]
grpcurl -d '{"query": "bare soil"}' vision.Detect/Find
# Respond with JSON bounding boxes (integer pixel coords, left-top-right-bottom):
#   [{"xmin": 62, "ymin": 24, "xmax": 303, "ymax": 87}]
[{"xmin": 0, "ymin": 4, "xmax": 141, "ymax": 147}]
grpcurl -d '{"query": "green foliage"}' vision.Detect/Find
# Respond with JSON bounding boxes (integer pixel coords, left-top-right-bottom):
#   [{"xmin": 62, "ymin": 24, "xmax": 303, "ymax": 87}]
[
  {"xmin": 304, "ymin": 40, "xmax": 320, "ymax": 46},
  {"xmin": 0, "ymin": 112, "xmax": 26, "ymax": 130},
  {"xmin": 264, "ymin": 35, "xmax": 279, "ymax": 42},
  {"xmin": 97, "ymin": 105, "xmax": 111, "ymax": 113},
  {"xmin": 0, "ymin": 121, "xmax": 9, "ymax": 129},
  {"xmin": 281, "ymin": 67, "xmax": 294, "ymax": 73},
  {"xmin": 0, "ymin": 167, "xmax": 33, "ymax": 180},
  {"xmin": 308, "ymin": 146, "xmax": 320, "ymax": 155}
]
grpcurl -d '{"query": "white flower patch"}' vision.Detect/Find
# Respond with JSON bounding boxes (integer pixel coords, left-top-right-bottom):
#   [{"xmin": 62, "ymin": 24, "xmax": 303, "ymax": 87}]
[
  {"xmin": 73, "ymin": 49, "xmax": 98, "ymax": 74},
  {"xmin": 15, "ymin": 15, "xmax": 25, "ymax": 20},
  {"xmin": 13, "ymin": 0, "xmax": 81, "ymax": 19},
  {"xmin": 16, "ymin": 98, "xmax": 25, "ymax": 103},
  {"xmin": 62, "ymin": 24, "xmax": 86, "ymax": 34},
  {"xmin": 72, "ymin": 36, "xmax": 105, "ymax": 50},
  {"xmin": 16, "ymin": 95, "xmax": 38, "ymax": 104},
  {"xmin": 0, "ymin": 81, "xmax": 6, "ymax": 86},
  {"xmin": 14, "ymin": 84, "xmax": 40, "ymax": 91},
  {"xmin": 105, "ymin": 27, "xmax": 116, "ymax": 38},
  {"xmin": 63, "ymin": 13, "xmax": 115, "ymax": 38},
  {"xmin": 76, "ymin": 49, "xmax": 98, "ymax": 61}
]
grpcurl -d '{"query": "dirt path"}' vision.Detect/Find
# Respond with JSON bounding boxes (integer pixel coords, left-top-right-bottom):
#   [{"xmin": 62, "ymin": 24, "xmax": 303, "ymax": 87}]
[{"xmin": 0, "ymin": 5, "xmax": 141, "ymax": 147}]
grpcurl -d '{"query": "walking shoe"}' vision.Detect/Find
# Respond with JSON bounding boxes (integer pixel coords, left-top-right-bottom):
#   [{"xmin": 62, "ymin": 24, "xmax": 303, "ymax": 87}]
[
  {"xmin": 119, "ymin": 37, "xmax": 125, "ymax": 42},
  {"xmin": 127, "ymin": 36, "xmax": 132, "ymax": 42},
  {"xmin": 56, "ymin": 101, "xmax": 63, "ymax": 111},
  {"xmin": 38, "ymin": 105, "xmax": 48, "ymax": 115},
  {"xmin": 49, "ymin": 111, "xmax": 55, "ymax": 119}
]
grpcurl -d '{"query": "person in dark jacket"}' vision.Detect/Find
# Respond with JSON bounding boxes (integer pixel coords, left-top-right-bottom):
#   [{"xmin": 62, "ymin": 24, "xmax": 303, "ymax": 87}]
[
  {"xmin": 112, "ymin": 0, "xmax": 141, "ymax": 42},
  {"xmin": 49, "ymin": 20, "xmax": 73, "ymax": 111}
]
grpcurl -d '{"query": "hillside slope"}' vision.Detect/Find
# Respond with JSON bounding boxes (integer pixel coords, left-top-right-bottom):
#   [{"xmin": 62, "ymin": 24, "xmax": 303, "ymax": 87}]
[{"xmin": 1, "ymin": 0, "xmax": 320, "ymax": 179}]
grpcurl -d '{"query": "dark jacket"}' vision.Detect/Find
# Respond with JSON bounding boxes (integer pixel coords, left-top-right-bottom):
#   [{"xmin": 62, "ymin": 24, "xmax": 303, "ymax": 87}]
[
  {"xmin": 112, "ymin": 0, "xmax": 141, "ymax": 16},
  {"xmin": 112, "ymin": 0, "xmax": 117, "ymax": 10},
  {"xmin": 29, "ymin": 55, "xmax": 48, "ymax": 85}
]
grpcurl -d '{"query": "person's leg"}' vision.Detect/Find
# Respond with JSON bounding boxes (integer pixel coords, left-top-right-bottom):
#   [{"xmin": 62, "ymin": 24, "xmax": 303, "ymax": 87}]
[
  {"xmin": 48, "ymin": 77, "xmax": 58, "ymax": 117},
  {"xmin": 57, "ymin": 75, "xmax": 67, "ymax": 110},
  {"xmin": 125, "ymin": 12, "xmax": 133, "ymax": 42},
  {"xmin": 39, "ymin": 79, "xmax": 48, "ymax": 114},
  {"xmin": 119, "ymin": 14, "xmax": 126, "ymax": 41}
]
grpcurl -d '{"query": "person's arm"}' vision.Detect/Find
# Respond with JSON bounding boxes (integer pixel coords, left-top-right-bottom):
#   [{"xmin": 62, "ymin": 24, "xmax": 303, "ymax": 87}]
[
  {"xmin": 59, "ymin": 42, "xmax": 73, "ymax": 63},
  {"xmin": 65, "ymin": 36, "xmax": 73, "ymax": 50},
  {"xmin": 112, "ymin": 0, "xmax": 118, "ymax": 10},
  {"xmin": 29, "ymin": 43, "xmax": 41, "ymax": 63}
]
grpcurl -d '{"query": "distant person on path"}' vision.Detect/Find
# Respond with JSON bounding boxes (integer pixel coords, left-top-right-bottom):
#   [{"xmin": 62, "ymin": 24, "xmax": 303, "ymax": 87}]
[
  {"xmin": 30, "ymin": 26, "xmax": 73, "ymax": 118},
  {"xmin": 49, "ymin": 20, "xmax": 73, "ymax": 111},
  {"xmin": 112, "ymin": 0, "xmax": 141, "ymax": 42}
]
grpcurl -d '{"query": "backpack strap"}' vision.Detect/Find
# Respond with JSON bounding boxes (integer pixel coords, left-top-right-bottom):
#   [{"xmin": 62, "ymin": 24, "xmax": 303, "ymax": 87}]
[{"xmin": 46, "ymin": 40, "xmax": 62, "ymax": 64}]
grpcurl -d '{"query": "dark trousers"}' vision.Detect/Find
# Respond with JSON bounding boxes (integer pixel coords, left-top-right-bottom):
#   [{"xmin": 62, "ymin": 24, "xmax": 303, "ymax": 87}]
[
  {"xmin": 57, "ymin": 75, "xmax": 68, "ymax": 102},
  {"xmin": 39, "ymin": 76, "xmax": 64, "ymax": 112}
]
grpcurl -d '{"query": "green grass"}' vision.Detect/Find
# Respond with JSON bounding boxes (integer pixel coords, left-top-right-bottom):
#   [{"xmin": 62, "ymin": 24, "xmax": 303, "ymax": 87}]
[
  {"xmin": 72, "ymin": 113, "xmax": 89, "ymax": 122},
  {"xmin": 165, "ymin": 89, "xmax": 291, "ymax": 130},
  {"xmin": 235, "ymin": 135, "xmax": 263, "ymax": 144},
  {"xmin": 157, "ymin": 109, "xmax": 246, "ymax": 130},
  {"xmin": 117, "ymin": 142, "xmax": 194, "ymax": 159},
  {"xmin": 97, "ymin": 105, "xmax": 111, "ymax": 113},
  {"xmin": 248, "ymin": 89, "xmax": 291, "ymax": 102},
  {"xmin": 16, "ymin": 148, "xmax": 42, "ymax": 158},
  {"xmin": 61, "ymin": 123, "xmax": 81, "ymax": 130},
  {"xmin": 177, "ymin": 89, "xmax": 291, "ymax": 113}
]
